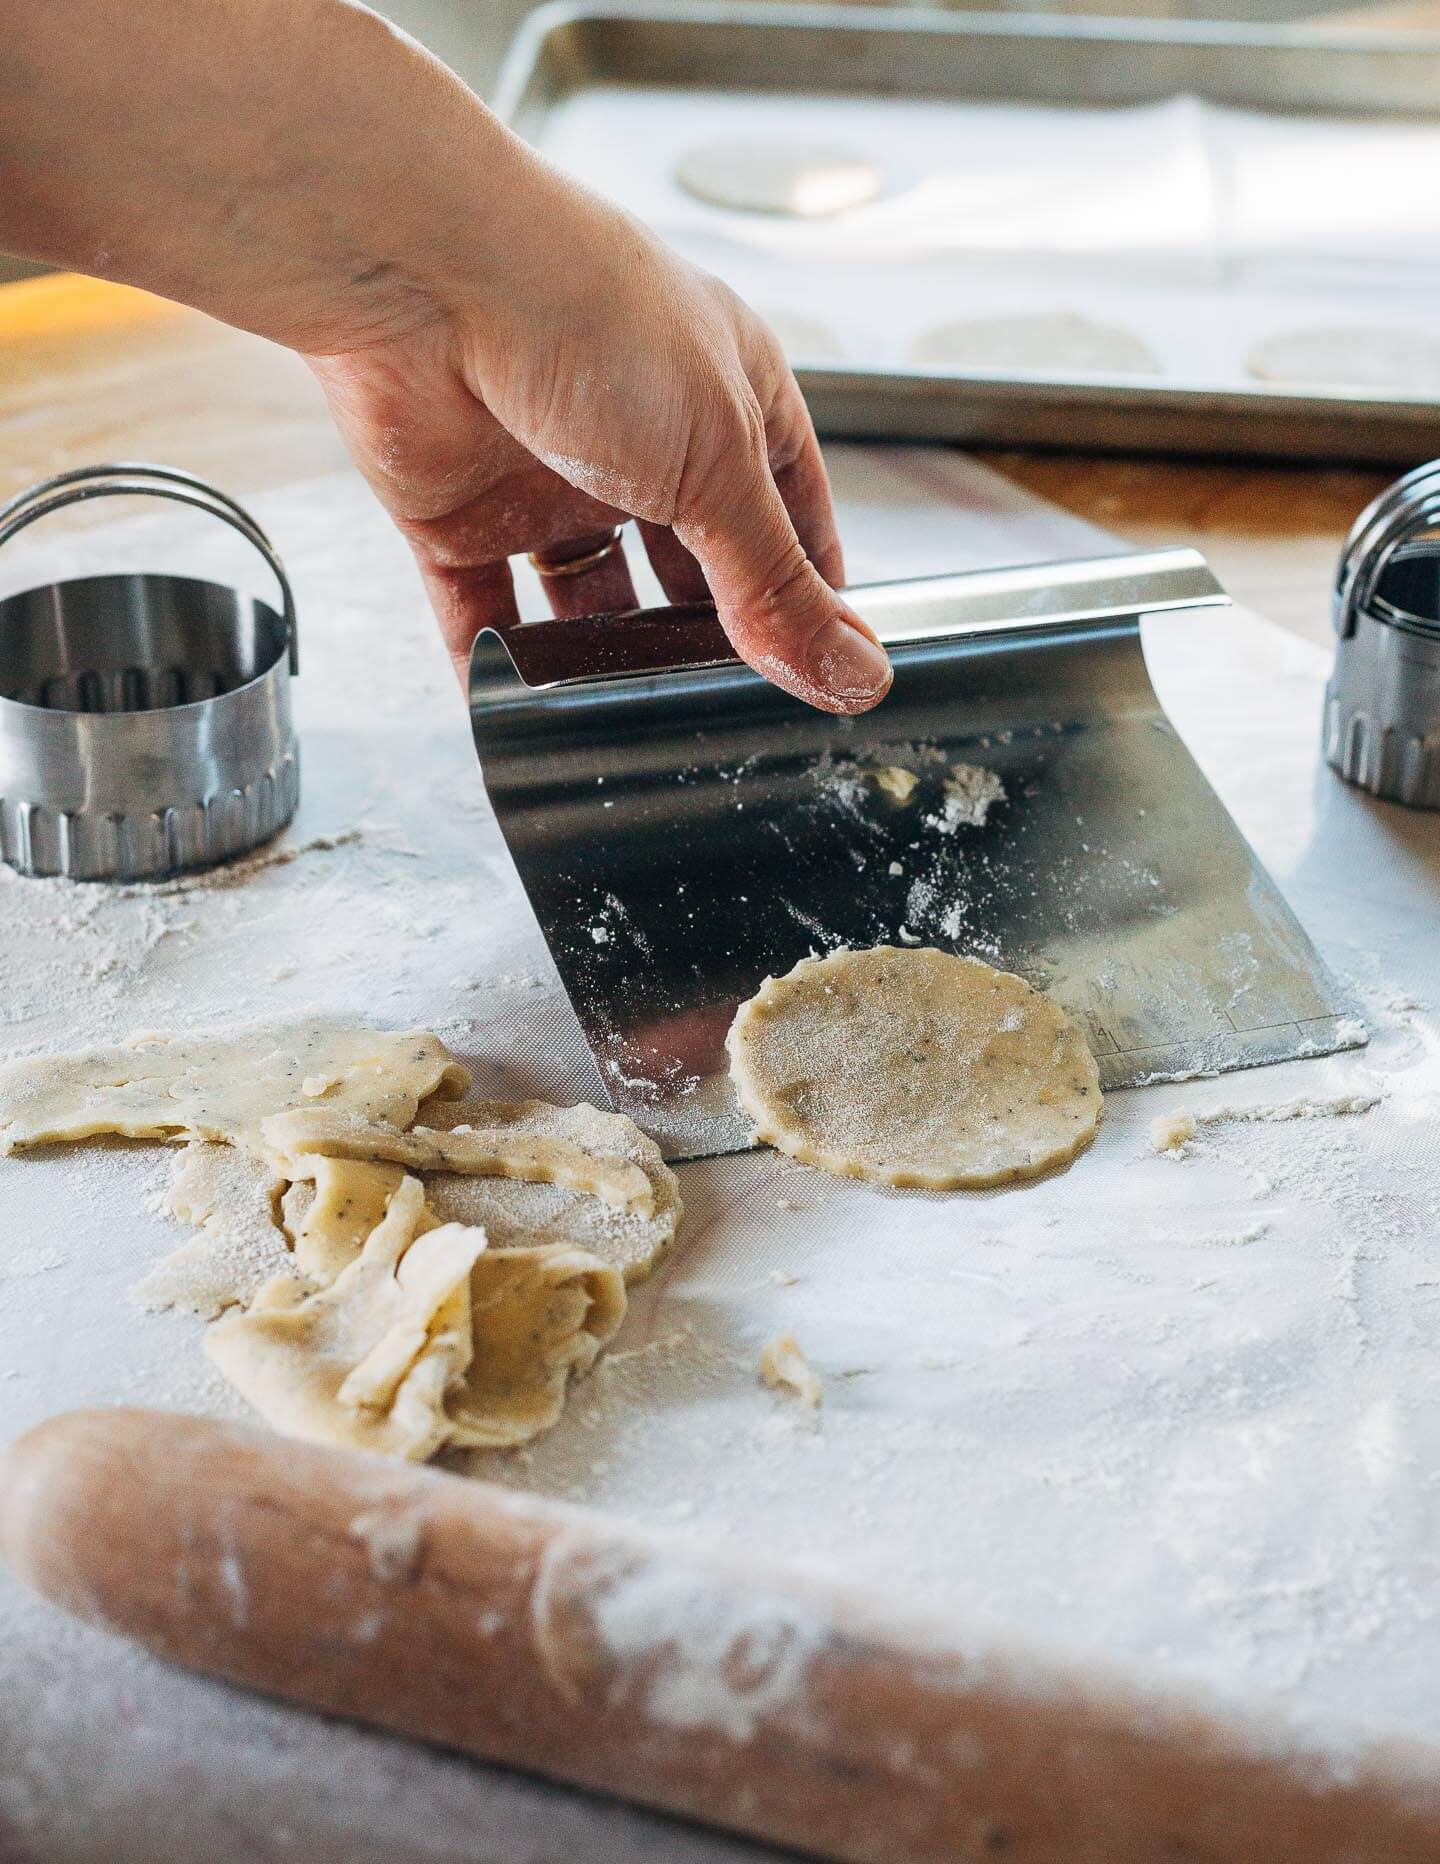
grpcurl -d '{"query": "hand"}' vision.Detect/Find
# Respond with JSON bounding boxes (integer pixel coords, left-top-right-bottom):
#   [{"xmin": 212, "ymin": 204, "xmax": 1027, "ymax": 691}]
[
  {"xmin": 1, "ymin": 0, "xmax": 889, "ymax": 713},
  {"xmin": 306, "ymin": 172, "xmax": 891, "ymax": 714}
]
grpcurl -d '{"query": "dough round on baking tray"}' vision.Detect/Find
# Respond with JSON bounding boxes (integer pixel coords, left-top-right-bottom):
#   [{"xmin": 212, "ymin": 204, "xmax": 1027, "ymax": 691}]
[
  {"xmin": 675, "ymin": 141, "xmax": 882, "ymax": 217},
  {"xmin": 906, "ymin": 311, "xmax": 1161, "ymax": 377},
  {"xmin": 1247, "ymin": 325, "xmax": 1440, "ymax": 396},
  {"xmin": 726, "ymin": 945, "xmax": 1102, "ymax": 1191},
  {"xmin": 759, "ymin": 307, "xmax": 848, "ymax": 364}
]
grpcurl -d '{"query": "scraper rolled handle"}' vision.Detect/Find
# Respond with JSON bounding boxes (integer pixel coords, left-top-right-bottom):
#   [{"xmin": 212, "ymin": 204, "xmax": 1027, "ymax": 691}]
[{"xmin": 4, "ymin": 1410, "xmax": 1439, "ymax": 1864}]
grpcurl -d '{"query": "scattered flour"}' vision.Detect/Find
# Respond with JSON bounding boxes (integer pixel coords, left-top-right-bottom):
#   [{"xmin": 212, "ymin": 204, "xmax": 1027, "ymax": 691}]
[
  {"xmin": 925, "ymin": 764, "xmax": 1007, "ymax": 833},
  {"xmin": 0, "ymin": 827, "xmax": 405, "ymax": 1040},
  {"xmin": 0, "ymin": 1242, "xmax": 66, "ymax": 1278},
  {"xmin": 1197, "ymin": 1092, "xmax": 1382, "ymax": 1126},
  {"xmin": 130, "ymin": 1142, "xmax": 290, "ymax": 1319},
  {"xmin": 8, "ymin": 466, "xmax": 1440, "ymax": 1836},
  {"xmin": 349, "ymin": 1505, "xmax": 427, "ymax": 1582}
]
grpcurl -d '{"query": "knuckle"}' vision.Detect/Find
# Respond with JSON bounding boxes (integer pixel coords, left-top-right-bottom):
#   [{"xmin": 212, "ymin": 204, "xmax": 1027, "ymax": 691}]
[{"xmin": 673, "ymin": 391, "xmax": 769, "ymax": 528}]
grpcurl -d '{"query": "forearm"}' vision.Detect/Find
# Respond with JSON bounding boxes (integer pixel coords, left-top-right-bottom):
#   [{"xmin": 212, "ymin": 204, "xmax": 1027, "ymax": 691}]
[{"xmin": 0, "ymin": 0, "xmax": 547, "ymax": 353}]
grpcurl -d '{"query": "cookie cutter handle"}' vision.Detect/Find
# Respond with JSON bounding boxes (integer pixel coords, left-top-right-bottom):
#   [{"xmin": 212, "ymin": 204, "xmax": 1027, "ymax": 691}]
[
  {"xmin": 0, "ymin": 463, "xmax": 298, "ymax": 674},
  {"xmin": 1334, "ymin": 458, "xmax": 1440, "ymax": 641}
]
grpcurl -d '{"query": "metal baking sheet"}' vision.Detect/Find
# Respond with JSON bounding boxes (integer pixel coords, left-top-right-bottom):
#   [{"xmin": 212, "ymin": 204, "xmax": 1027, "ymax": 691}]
[{"xmin": 494, "ymin": 2, "xmax": 1440, "ymax": 465}]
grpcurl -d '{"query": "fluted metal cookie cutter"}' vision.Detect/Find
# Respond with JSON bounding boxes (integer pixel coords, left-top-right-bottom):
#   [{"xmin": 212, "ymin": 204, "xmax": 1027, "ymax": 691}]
[
  {"xmin": 0, "ymin": 464, "xmax": 299, "ymax": 879},
  {"xmin": 1327, "ymin": 459, "xmax": 1440, "ymax": 809}
]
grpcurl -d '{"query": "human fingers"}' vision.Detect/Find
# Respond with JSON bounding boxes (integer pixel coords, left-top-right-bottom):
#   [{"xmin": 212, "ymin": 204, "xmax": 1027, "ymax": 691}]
[
  {"xmin": 414, "ymin": 556, "xmax": 522, "ymax": 688},
  {"xmin": 529, "ymin": 527, "xmax": 638, "ymax": 621},
  {"xmin": 671, "ymin": 417, "xmax": 890, "ymax": 716},
  {"xmin": 636, "ymin": 521, "xmax": 711, "ymax": 607},
  {"xmin": 765, "ymin": 390, "xmax": 846, "ymax": 592}
]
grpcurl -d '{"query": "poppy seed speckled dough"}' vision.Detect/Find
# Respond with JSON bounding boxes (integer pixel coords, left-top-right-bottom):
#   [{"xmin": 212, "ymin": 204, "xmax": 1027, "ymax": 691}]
[{"xmin": 727, "ymin": 946, "xmax": 1102, "ymax": 1190}]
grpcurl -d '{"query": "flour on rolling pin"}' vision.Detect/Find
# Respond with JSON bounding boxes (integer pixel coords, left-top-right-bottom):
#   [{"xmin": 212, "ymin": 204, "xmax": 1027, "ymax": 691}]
[
  {"xmin": 12, "ymin": 1408, "xmax": 1440, "ymax": 1864},
  {"xmin": 350, "ymin": 1503, "xmax": 427, "ymax": 1583},
  {"xmin": 533, "ymin": 1533, "xmax": 832, "ymax": 1741}
]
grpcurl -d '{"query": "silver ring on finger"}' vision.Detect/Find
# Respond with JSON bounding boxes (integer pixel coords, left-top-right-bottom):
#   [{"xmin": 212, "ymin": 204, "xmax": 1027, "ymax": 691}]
[{"xmin": 528, "ymin": 528, "xmax": 625, "ymax": 579}]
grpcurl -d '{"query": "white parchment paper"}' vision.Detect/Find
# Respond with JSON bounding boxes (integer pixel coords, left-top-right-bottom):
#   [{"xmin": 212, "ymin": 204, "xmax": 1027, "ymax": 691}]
[{"xmin": 535, "ymin": 88, "xmax": 1440, "ymax": 382}]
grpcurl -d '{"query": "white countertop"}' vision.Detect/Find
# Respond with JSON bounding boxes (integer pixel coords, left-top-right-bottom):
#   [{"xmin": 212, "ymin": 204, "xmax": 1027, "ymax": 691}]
[{"xmin": 3, "ymin": 446, "xmax": 1438, "ymax": 1860}]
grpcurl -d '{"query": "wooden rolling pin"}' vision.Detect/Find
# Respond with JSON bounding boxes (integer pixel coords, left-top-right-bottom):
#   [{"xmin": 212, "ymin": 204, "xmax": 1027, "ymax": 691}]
[{"xmin": 6, "ymin": 1408, "xmax": 1440, "ymax": 1864}]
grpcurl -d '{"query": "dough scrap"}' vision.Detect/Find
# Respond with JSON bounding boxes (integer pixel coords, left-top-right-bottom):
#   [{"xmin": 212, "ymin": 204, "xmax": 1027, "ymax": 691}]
[
  {"xmin": 1247, "ymin": 325, "xmax": 1440, "ymax": 396},
  {"xmin": 872, "ymin": 765, "xmax": 919, "ymax": 804},
  {"xmin": 447, "ymin": 1244, "xmax": 627, "ymax": 1451},
  {"xmin": 906, "ymin": 312, "xmax": 1160, "ymax": 376},
  {"xmin": 205, "ymin": 1177, "xmax": 482, "ymax": 1462},
  {"xmin": 264, "ymin": 1105, "xmax": 655, "ymax": 1218},
  {"xmin": 0, "ymin": 1019, "xmax": 467, "ymax": 1158},
  {"xmin": 285, "ymin": 1155, "xmax": 422, "ymax": 1286},
  {"xmin": 1148, "ymin": 1108, "xmax": 1197, "ymax": 1156},
  {"xmin": 760, "ymin": 1332, "xmax": 822, "ymax": 1409},
  {"xmin": 132, "ymin": 1142, "xmax": 291, "ymax": 1318},
  {"xmin": 282, "ymin": 1099, "xmax": 680, "ymax": 1285},
  {"xmin": 675, "ymin": 141, "xmax": 882, "ymax": 217},
  {"xmin": 207, "ymin": 1173, "xmax": 627, "ymax": 1460},
  {"xmin": 727, "ymin": 945, "xmax": 1102, "ymax": 1190}
]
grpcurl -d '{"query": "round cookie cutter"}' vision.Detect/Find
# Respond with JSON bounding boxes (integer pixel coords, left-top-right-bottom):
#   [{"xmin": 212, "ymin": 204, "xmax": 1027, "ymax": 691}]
[
  {"xmin": 0, "ymin": 463, "xmax": 299, "ymax": 879},
  {"xmin": 1327, "ymin": 459, "xmax": 1440, "ymax": 809}
]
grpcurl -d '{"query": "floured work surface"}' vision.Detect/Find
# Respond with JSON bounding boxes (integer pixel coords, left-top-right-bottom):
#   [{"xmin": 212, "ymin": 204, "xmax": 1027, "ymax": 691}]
[{"xmin": 2, "ymin": 455, "xmax": 1440, "ymax": 1860}]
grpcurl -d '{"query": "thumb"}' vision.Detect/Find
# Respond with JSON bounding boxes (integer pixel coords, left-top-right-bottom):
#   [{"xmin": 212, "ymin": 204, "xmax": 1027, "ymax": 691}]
[{"xmin": 673, "ymin": 460, "xmax": 891, "ymax": 716}]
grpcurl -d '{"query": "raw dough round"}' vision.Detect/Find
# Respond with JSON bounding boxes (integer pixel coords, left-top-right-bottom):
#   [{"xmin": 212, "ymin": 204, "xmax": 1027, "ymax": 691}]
[
  {"xmin": 906, "ymin": 312, "xmax": 1161, "ymax": 377},
  {"xmin": 759, "ymin": 307, "xmax": 848, "ymax": 364},
  {"xmin": 675, "ymin": 141, "xmax": 882, "ymax": 217},
  {"xmin": 1247, "ymin": 325, "xmax": 1440, "ymax": 396},
  {"xmin": 281, "ymin": 1099, "xmax": 681, "ymax": 1285},
  {"xmin": 726, "ymin": 946, "xmax": 1102, "ymax": 1190}
]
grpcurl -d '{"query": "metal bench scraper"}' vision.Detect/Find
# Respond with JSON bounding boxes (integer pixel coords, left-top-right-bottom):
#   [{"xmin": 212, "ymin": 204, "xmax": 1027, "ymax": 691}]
[{"xmin": 469, "ymin": 548, "xmax": 1364, "ymax": 1161}]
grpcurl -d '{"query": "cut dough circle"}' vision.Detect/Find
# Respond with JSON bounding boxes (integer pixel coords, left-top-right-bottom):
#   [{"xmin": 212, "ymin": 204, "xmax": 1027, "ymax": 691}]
[
  {"xmin": 906, "ymin": 312, "xmax": 1161, "ymax": 377},
  {"xmin": 1247, "ymin": 325, "xmax": 1440, "ymax": 396},
  {"xmin": 675, "ymin": 141, "xmax": 882, "ymax": 217},
  {"xmin": 727, "ymin": 945, "xmax": 1102, "ymax": 1191}
]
